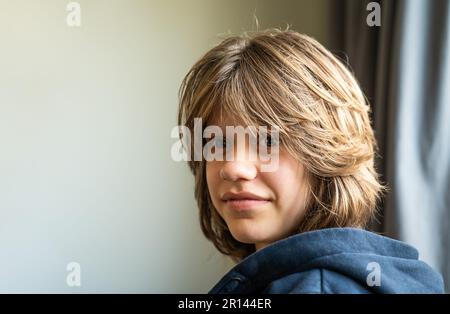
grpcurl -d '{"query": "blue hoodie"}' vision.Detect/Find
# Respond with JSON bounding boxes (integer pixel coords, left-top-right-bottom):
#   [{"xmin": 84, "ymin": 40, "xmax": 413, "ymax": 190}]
[{"xmin": 209, "ymin": 228, "xmax": 444, "ymax": 294}]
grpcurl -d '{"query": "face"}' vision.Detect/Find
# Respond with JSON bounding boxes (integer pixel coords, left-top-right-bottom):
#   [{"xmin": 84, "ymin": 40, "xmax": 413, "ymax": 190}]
[{"xmin": 205, "ymin": 115, "xmax": 309, "ymax": 251}]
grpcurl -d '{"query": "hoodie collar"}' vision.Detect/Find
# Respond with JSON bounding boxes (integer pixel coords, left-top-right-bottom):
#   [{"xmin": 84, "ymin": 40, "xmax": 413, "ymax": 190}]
[{"xmin": 209, "ymin": 228, "xmax": 419, "ymax": 293}]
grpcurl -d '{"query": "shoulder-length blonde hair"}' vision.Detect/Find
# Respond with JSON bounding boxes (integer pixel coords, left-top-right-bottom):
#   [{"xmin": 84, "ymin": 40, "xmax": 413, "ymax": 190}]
[{"xmin": 178, "ymin": 29, "xmax": 386, "ymax": 261}]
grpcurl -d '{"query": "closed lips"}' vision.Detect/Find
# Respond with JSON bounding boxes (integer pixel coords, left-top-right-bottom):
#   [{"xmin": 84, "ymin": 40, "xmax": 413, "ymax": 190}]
[
  {"xmin": 222, "ymin": 192, "xmax": 271, "ymax": 211},
  {"xmin": 221, "ymin": 192, "xmax": 271, "ymax": 201}
]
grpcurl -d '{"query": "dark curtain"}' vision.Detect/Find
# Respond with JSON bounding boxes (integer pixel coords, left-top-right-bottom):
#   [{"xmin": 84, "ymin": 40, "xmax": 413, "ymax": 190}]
[{"xmin": 329, "ymin": 0, "xmax": 450, "ymax": 291}]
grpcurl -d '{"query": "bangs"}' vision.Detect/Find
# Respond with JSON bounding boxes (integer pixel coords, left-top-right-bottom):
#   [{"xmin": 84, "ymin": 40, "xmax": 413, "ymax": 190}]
[{"xmin": 204, "ymin": 49, "xmax": 293, "ymax": 141}]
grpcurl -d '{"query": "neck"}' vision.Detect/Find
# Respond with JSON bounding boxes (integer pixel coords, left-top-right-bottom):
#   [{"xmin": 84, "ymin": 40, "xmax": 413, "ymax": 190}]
[{"xmin": 255, "ymin": 242, "xmax": 271, "ymax": 251}]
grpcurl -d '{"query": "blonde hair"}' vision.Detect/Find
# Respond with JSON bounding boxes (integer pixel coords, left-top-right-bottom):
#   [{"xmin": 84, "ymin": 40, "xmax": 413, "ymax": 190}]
[{"xmin": 178, "ymin": 29, "xmax": 386, "ymax": 261}]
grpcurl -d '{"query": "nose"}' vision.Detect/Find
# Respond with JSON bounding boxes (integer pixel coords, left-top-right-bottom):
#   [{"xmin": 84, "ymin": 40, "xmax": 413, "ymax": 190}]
[
  {"xmin": 220, "ymin": 160, "xmax": 258, "ymax": 182},
  {"xmin": 219, "ymin": 140, "xmax": 258, "ymax": 182}
]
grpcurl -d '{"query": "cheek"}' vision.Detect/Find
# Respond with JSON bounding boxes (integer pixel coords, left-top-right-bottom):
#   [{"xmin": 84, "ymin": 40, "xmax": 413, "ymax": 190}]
[
  {"xmin": 206, "ymin": 162, "xmax": 221, "ymax": 202},
  {"xmin": 266, "ymin": 154, "xmax": 306, "ymax": 207}
]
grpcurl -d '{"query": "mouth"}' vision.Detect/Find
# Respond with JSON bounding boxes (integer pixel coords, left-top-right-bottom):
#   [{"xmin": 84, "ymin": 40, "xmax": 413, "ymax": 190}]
[
  {"xmin": 221, "ymin": 191, "xmax": 271, "ymax": 211},
  {"xmin": 225, "ymin": 199, "xmax": 270, "ymax": 211}
]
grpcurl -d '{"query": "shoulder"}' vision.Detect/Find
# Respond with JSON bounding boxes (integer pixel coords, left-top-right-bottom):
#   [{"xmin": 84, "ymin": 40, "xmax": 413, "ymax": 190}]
[{"xmin": 261, "ymin": 268, "xmax": 371, "ymax": 294}]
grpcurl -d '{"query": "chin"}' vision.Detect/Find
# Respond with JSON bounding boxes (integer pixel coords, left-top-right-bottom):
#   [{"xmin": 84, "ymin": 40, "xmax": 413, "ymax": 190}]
[{"xmin": 227, "ymin": 220, "xmax": 272, "ymax": 245}]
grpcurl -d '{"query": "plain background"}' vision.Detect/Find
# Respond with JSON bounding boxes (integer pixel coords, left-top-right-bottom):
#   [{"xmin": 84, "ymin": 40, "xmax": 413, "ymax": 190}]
[{"xmin": 0, "ymin": 0, "xmax": 331, "ymax": 292}]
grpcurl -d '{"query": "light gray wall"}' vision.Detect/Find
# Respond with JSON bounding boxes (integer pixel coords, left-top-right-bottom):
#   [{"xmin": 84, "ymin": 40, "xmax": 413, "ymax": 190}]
[{"xmin": 0, "ymin": 0, "xmax": 330, "ymax": 293}]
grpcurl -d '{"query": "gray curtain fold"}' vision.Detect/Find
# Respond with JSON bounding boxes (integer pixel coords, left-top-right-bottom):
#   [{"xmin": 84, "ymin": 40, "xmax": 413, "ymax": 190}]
[{"xmin": 329, "ymin": 0, "xmax": 450, "ymax": 291}]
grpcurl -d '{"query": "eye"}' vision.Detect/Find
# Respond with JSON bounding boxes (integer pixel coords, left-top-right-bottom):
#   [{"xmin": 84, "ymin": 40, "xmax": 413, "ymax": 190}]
[
  {"xmin": 214, "ymin": 136, "xmax": 231, "ymax": 150},
  {"xmin": 261, "ymin": 135, "xmax": 279, "ymax": 148}
]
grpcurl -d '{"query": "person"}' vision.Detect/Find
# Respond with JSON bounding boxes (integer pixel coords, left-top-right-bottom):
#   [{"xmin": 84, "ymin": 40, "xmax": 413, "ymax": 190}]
[{"xmin": 177, "ymin": 29, "xmax": 444, "ymax": 293}]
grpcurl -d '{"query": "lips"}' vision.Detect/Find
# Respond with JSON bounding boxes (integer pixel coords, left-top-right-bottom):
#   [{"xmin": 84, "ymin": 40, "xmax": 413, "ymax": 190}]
[
  {"xmin": 221, "ymin": 191, "xmax": 271, "ymax": 211},
  {"xmin": 222, "ymin": 191, "xmax": 270, "ymax": 201}
]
